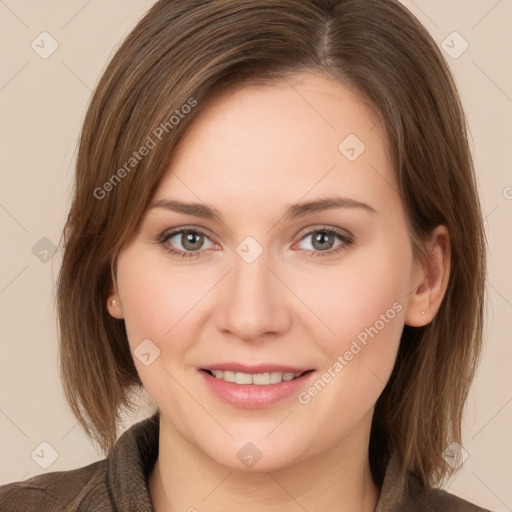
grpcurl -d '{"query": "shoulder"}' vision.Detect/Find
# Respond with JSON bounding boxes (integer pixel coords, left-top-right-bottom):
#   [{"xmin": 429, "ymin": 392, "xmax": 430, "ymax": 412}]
[
  {"xmin": 378, "ymin": 453, "xmax": 494, "ymax": 512},
  {"xmin": 0, "ymin": 459, "xmax": 112, "ymax": 512},
  {"xmin": 0, "ymin": 412, "xmax": 160, "ymax": 512},
  {"xmin": 417, "ymin": 486, "xmax": 494, "ymax": 511},
  {"xmin": 403, "ymin": 474, "xmax": 494, "ymax": 512}
]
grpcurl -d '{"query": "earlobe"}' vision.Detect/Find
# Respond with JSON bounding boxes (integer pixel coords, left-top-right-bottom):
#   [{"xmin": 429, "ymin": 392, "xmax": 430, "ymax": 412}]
[
  {"xmin": 107, "ymin": 263, "xmax": 124, "ymax": 319},
  {"xmin": 404, "ymin": 225, "xmax": 451, "ymax": 327},
  {"xmin": 107, "ymin": 296, "xmax": 124, "ymax": 319},
  {"xmin": 107, "ymin": 291, "xmax": 124, "ymax": 319}
]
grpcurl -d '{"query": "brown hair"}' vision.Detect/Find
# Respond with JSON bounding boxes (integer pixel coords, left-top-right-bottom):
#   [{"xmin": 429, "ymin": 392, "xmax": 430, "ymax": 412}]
[{"xmin": 56, "ymin": 0, "xmax": 487, "ymax": 491}]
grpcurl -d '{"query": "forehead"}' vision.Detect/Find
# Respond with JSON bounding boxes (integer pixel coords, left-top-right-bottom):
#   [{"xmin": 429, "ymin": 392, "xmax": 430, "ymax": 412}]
[{"xmin": 153, "ymin": 71, "xmax": 398, "ymax": 219}]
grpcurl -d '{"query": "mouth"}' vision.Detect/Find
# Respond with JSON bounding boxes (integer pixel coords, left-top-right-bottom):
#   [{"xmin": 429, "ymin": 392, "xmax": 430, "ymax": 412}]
[
  {"xmin": 200, "ymin": 368, "xmax": 314, "ymax": 385},
  {"xmin": 198, "ymin": 362, "xmax": 317, "ymax": 408},
  {"xmin": 198, "ymin": 364, "xmax": 316, "ymax": 408}
]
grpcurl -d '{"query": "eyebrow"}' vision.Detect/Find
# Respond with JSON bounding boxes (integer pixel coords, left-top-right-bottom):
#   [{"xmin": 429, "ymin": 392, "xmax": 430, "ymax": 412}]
[{"xmin": 149, "ymin": 196, "xmax": 377, "ymax": 222}]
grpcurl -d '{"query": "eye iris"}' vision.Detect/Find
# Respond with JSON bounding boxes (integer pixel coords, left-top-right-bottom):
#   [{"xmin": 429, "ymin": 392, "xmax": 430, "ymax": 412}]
[
  {"xmin": 312, "ymin": 231, "xmax": 334, "ymax": 251},
  {"xmin": 182, "ymin": 230, "xmax": 203, "ymax": 251}
]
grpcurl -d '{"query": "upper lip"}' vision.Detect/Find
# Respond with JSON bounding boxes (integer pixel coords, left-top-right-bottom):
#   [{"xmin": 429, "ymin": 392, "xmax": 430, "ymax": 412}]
[{"xmin": 200, "ymin": 363, "xmax": 314, "ymax": 374}]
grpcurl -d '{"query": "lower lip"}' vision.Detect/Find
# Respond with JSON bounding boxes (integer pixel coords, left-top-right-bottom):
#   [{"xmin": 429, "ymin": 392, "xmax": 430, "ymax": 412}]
[{"xmin": 199, "ymin": 370, "xmax": 316, "ymax": 409}]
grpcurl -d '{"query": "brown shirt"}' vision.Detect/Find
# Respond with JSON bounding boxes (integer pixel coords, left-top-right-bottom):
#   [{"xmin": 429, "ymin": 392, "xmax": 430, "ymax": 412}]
[{"xmin": 0, "ymin": 412, "xmax": 493, "ymax": 511}]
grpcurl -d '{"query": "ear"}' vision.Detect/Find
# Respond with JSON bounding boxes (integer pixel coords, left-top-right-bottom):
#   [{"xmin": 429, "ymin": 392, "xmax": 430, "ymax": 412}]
[
  {"xmin": 106, "ymin": 273, "xmax": 124, "ymax": 320},
  {"xmin": 404, "ymin": 225, "xmax": 451, "ymax": 327}
]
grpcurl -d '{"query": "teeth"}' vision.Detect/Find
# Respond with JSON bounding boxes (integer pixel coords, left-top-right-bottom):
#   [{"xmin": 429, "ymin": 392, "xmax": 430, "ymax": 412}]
[
  {"xmin": 235, "ymin": 372, "xmax": 252, "ymax": 384},
  {"xmin": 210, "ymin": 370, "xmax": 303, "ymax": 385}
]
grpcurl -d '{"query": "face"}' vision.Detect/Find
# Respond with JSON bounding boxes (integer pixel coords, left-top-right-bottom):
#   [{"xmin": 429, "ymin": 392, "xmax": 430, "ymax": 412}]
[{"xmin": 108, "ymin": 71, "xmax": 427, "ymax": 472}]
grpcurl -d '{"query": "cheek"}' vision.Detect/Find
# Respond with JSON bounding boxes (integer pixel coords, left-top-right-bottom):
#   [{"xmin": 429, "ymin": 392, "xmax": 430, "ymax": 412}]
[
  {"xmin": 115, "ymin": 250, "xmax": 177, "ymax": 368},
  {"xmin": 116, "ymin": 246, "xmax": 197, "ymax": 338},
  {"xmin": 115, "ymin": 250, "xmax": 203, "ymax": 406},
  {"xmin": 298, "ymin": 230, "xmax": 412, "ymax": 367},
  {"xmin": 115, "ymin": 248, "xmax": 219, "ymax": 388},
  {"xmin": 291, "ymin": 247, "xmax": 410, "ymax": 443}
]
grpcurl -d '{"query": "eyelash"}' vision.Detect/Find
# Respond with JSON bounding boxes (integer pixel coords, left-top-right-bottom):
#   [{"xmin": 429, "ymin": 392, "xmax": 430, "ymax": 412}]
[{"xmin": 155, "ymin": 226, "xmax": 354, "ymax": 260}]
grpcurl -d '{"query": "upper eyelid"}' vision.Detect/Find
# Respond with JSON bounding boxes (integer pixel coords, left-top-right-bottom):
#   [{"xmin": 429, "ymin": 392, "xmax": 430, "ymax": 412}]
[{"xmin": 161, "ymin": 226, "xmax": 217, "ymax": 243}]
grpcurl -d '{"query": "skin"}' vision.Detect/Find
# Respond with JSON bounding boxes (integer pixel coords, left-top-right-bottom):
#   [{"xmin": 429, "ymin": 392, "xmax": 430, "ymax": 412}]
[{"xmin": 107, "ymin": 71, "xmax": 450, "ymax": 512}]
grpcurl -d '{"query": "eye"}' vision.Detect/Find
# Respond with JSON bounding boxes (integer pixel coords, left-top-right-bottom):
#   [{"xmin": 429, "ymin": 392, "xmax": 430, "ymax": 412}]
[
  {"xmin": 294, "ymin": 227, "xmax": 354, "ymax": 258},
  {"xmin": 155, "ymin": 226, "xmax": 354, "ymax": 260},
  {"xmin": 156, "ymin": 228, "xmax": 217, "ymax": 259}
]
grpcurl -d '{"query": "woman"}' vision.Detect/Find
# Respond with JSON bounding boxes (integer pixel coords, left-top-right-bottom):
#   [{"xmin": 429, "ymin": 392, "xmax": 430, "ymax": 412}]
[{"xmin": 0, "ymin": 0, "xmax": 492, "ymax": 510}]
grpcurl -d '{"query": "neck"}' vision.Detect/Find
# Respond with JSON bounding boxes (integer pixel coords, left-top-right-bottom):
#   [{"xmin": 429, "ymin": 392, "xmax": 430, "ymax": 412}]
[{"xmin": 148, "ymin": 416, "xmax": 380, "ymax": 512}]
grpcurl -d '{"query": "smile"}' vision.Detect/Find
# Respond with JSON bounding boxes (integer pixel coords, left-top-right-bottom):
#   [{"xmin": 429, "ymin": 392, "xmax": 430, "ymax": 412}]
[{"xmin": 199, "ymin": 367, "xmax": 316, "ymax": 408}]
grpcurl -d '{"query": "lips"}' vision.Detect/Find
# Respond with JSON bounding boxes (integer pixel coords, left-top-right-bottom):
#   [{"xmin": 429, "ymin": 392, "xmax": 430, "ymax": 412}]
[{"xmin": 198, "ymin": 362, "xmax": 316, "ymax": 408}]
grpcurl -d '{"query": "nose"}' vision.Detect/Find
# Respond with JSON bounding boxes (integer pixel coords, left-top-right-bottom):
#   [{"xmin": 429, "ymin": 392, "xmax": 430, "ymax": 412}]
[{"xmin": 213, "ymin": 248, "xmax": 292, "ymax": 343}]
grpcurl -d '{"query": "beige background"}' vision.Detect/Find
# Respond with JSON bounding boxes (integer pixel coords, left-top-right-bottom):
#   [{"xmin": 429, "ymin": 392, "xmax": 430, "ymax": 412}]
[{"xmin": 0, "ymin": 0, "xmax": 510, "ymax": 510}]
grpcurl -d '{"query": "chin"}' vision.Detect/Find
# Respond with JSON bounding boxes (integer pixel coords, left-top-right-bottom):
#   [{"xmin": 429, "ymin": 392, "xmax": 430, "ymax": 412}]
[{"xmin": 198, "ymin": 434, "xmax": 308, "ymax": 473}]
